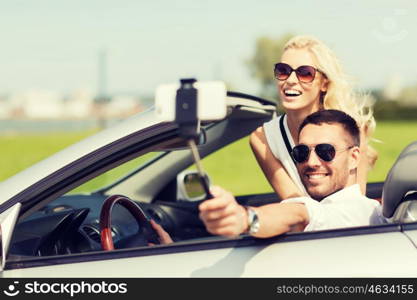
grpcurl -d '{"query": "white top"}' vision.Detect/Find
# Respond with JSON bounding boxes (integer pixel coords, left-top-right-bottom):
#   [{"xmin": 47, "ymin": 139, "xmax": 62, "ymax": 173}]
[
  {"xmin": 281, "ymin": 184, "xmax": 386, "ymax": 231},
  {"xmin": 263, "ymin": 114, "xmax": 307, "ymax": 195}
]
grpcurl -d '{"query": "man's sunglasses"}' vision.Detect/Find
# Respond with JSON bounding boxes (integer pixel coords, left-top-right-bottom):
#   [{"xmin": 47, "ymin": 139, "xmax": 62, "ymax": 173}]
[
  {"xmin": 291, "ymin": 143, "xmax": 355, "ymax": 164},
  {"xmin": 274, "ymin": 63, "xmax": 325, "ymax": 83}
]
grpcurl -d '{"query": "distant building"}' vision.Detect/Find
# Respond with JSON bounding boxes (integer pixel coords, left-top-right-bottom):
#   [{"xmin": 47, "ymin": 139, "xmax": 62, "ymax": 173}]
[
  {"xmin": 63, "ymin": 89, "xmax": 94, "ymax": 119},
  {"xmin": 399, "ymin": 85, "xmax": 417, "ymax": 107},
  {"xmin": 8, "ymin": 90, "xmax": 63, "ymax": 119},
  {"xmin": 2, "ymin": 89, "xmax": 146, "ymax": 120},
  {"xmin": 382, "ymin": 74, "xmax": 403, "ymax": 101},
  {"xmin": 101, "ymin": 95, "xmax": 142, "ymax": 119},
  {"xmin": 0, "ymin": 96, "xmax": 13, "ymax": 119}
]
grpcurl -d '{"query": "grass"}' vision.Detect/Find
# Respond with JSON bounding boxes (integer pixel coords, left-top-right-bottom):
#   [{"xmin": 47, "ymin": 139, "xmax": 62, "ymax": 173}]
[
  {"xmin": 1, "ymin": 120, "xmax": 416, "ymax": 195},
  {"xmin": 196, "ymin": 136, "xmax": 273, "ymax": 194},
  {"xmin": 0, "ymin": 130, "xmax": 96, "ymax": 180},
  {"xmin": 367, "ymin": 121, "xmax": 417, "ymax": 182}
]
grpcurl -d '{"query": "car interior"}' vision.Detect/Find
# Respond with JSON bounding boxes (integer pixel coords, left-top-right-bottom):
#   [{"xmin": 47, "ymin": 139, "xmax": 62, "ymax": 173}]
[
  {"xmin": 8, "ymin": 99, "xmax": 275, "ymax": 258},
  {"xmin": 6, "ymin": 96, "xmax": 417, "ymax": 263}
]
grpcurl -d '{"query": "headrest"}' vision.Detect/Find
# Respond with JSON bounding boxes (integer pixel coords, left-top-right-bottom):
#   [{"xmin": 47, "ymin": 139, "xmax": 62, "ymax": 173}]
[{"xmin": 382, "ymin": 141, "xmax": 417, "ymax": 218}]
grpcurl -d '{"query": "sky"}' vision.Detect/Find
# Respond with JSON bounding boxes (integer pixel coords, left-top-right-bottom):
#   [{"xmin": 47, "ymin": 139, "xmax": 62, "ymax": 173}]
[{"xmin": 0, "ymin": 0, "xmax": 416, "ymax": 98}]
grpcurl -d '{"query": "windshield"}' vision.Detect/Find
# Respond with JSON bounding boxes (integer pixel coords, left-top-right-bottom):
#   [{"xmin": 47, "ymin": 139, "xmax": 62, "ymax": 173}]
[{"xmin": 68, "ymin": 152, "xmax": 164, "ymax": 194}]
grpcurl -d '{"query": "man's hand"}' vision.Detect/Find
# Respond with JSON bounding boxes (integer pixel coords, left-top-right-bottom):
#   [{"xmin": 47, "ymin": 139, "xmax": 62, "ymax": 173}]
[
  {"xmin": 149, "ymin": 219, "xmax": 173, "ymax": 245},
  {"xmin": 198, "ymin": 186, "xmax": 248, "ymax": 237}
]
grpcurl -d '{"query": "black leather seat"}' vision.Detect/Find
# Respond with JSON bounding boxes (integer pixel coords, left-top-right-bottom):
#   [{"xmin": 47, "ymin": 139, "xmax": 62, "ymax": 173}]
[{"xmin": 382, "ymin": 141, "xmax": 417, "ymax": 219}]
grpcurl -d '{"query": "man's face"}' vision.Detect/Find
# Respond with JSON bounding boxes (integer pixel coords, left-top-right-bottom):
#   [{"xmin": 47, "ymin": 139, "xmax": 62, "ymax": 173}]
[{"xmin": 296, "ymin": 123, "xmax": 359, "ymax": 200}]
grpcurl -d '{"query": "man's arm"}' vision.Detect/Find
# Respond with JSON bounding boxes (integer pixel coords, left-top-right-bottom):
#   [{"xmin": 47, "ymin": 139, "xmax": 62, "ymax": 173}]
[
  {"xmin": 250, "ymin": 202, "xmax": 309, "ymax": 237},
  {"xmin": 199, "ymin": 186, "xmax": 309, "ymax": 238}
]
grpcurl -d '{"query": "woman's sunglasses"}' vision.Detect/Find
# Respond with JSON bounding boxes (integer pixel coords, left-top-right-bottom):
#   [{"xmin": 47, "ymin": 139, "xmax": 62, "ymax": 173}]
[
  {"xmin": 292, "ymin": 143, "xmax": 354, "ymax": 164},
  {"xmin": 274, "ymin": 63, "xmax": 324, "ymax": 83}
]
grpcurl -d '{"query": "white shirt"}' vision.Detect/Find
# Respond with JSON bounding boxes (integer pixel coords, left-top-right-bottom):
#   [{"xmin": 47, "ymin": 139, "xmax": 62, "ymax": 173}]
[
  {"xmin": 281, "ymin": 184, "xmax": 386, "ymax": 231},
  {"xmin": 263, "ymin": 114, "xmax": 308, "ymax": 195}
]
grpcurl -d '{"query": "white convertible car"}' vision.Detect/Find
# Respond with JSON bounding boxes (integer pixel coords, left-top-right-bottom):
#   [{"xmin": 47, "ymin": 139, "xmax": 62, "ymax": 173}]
[{"xmin": 0, "ymin": 83, "xmax": 417, "ymax": 277}]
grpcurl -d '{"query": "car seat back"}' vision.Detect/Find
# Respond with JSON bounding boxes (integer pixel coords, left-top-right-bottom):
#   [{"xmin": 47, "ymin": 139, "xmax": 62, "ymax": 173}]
[{"xmin": 382, "ymin": 140, "xmax": 417, "ymax": 221}]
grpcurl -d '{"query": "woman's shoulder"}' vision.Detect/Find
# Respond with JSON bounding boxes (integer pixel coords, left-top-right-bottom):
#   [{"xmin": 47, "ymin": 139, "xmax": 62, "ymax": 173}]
[
  {"xmin": 250, "ymin": 125, "xmax": 266, "ymax": 146},
  {"xmin": 250, "ymin": 113, "xmax": 282, "ymax": 141},
  {"xmin": 263, "ymin": 113, "xmax": 282, "ymax": 129}
]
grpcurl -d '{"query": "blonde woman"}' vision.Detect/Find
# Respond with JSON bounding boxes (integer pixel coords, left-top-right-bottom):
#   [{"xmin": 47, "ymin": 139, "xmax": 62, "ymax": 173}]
[{"xmin": 250, "ymin": 35, "xmax": 377, "ymax": 199}]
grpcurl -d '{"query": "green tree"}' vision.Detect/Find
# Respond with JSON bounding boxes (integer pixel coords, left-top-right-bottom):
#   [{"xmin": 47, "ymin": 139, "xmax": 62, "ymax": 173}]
[{"xmin": 247, "ymin": 33, "xmax": 294, "ymax": 100}]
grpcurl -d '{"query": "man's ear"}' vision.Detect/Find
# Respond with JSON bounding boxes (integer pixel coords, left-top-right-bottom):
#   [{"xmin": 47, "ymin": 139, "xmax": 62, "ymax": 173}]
[{"xmin": 349, "ymin": 146, "xmax": 360, "ymax": 171}]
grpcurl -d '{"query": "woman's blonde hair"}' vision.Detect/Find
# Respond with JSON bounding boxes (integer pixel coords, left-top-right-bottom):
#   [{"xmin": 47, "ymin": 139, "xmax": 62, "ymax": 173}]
[{"xmin": 284, "ymin": 35, "xmax": 378, "ymax": 167}]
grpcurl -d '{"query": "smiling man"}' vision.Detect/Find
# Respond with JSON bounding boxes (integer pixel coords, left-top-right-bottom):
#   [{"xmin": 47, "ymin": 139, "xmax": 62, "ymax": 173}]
[
  {"xmin": 294, "ymin": 109, "xmax": 360, "ymax": 201},
  {"xmin": 199, "ymin": 109, "xmax": 385, "ymax": 238}
]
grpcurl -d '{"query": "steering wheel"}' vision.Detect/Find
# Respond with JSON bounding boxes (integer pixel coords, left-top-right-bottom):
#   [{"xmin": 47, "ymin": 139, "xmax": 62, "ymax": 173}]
[{"xmin": 99, "ymin": 195, "xmax": 160, "ymax": 251}]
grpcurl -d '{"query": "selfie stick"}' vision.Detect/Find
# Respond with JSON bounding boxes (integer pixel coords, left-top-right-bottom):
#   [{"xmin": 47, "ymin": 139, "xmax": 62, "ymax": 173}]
[{"xmin": 175, "ymin": 79, "xmax": 213, "ymax": 199}]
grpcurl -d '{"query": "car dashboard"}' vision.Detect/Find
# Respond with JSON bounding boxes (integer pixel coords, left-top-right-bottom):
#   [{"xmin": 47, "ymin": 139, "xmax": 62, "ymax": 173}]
[{"xmin": 9, "ymin": 193, "xmax": 209, "ymax": 257}]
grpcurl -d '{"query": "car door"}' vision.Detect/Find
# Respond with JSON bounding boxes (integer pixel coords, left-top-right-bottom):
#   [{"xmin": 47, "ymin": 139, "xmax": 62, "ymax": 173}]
[{"xmin": 2, "ymin": 222, "xmax": 417, "ymax": 277}]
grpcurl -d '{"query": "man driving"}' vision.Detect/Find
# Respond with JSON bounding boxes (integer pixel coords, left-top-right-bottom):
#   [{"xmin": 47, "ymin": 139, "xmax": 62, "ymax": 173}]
[{"xmin": 199, "ymin": 109, "xmax": 385, "ymax": 238}]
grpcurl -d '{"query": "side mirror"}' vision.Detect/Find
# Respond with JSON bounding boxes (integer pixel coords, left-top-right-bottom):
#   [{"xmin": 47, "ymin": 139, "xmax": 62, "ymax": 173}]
[
  {"xmin": 177, "ymin": 170, "xmax": 211, "ymax": 201},
  {"xmin": 0, "ymin": 203, "xmax": 21, "ymax": 270},
  {"xmin": 0, "ymin": 224, "xmax": 3, "ymax": 272}
]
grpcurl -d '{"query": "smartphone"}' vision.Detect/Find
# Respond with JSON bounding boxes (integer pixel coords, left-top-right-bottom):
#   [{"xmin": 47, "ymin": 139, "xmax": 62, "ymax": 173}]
[{"xmin": 155, "ymin": 80, "xmax": 227, "ymax": 122}]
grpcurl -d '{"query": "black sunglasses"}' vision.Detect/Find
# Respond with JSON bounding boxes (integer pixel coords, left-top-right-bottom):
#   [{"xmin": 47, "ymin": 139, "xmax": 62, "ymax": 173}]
[
  {"xmin": 274, "ymin": 62, "xmax": 325, "ymax": 83},
  {"xmin": 292, "ymin": 143, "xmax": 354, "ymax": 164}
]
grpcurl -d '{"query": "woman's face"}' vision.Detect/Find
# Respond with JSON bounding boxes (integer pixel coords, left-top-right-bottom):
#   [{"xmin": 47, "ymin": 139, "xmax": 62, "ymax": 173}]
[{"xmin": 277, "ymin": 47, "xmax": 328, "ymax": 113}]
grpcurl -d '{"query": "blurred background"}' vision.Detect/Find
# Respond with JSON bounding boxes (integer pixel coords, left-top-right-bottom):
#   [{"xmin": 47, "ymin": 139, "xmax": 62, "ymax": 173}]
[{"xmin": 0, "ymin": 0, "xmax": 416, "ymax": 193}]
